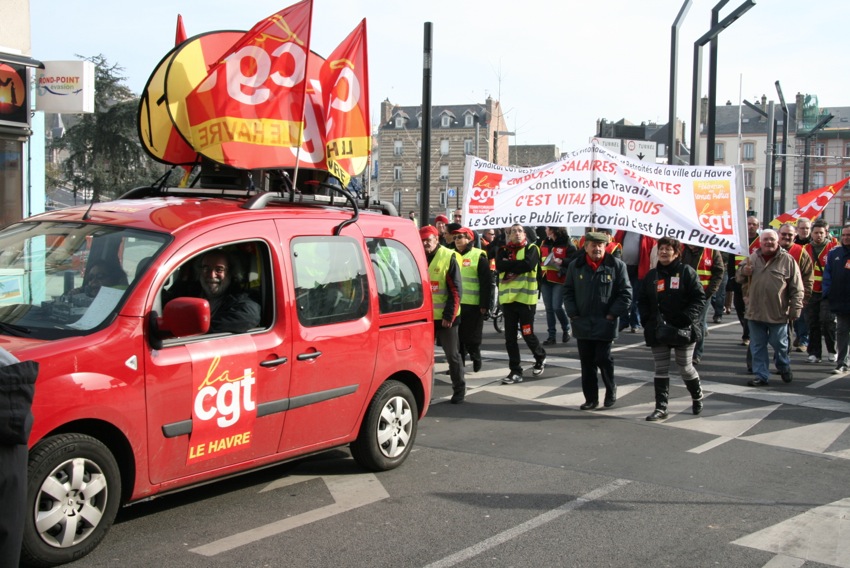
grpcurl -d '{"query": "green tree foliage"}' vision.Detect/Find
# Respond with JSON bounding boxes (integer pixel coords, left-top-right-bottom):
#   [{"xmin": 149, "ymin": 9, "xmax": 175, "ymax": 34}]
[{"xmin": 50, "ymin": 55, "xmax": 172, "ymax": 202}]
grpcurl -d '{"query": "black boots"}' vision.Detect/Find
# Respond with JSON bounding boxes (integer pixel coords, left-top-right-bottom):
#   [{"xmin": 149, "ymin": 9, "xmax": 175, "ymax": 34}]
[
  {"xmin": 685, "ymin": 378, "xmax": 704, "ymax": 415},
  {"xmin": 646, "ymin": 377, "xmax": 669, "ymax": 421}
]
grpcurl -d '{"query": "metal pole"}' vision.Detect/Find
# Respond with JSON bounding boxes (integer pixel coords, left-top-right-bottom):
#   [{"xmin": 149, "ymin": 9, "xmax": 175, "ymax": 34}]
[
  {"xmin": 762, "ymin": 101, "xmax": 775, "ymax": 222},
  {"xmin": 802, "ymin": 136, "xmax": 811, "ymax": 194},
  {"xmin": 706, "ymin": 1, "xmax": 729, "ymax": 167},
  {"xmin": 668, "ymin": 0, "xmax": 693, "ymax": 165},
  {"xmin": 775, "ymin": 81, "xmax": 789, "ymax": 212},
  {"xmin": 420, "ymin": 22, "xmax": 432, "ymax": 225},
  {"xmin": 689, "ymin": 42, "xmax": 703, "ymax": 165}
]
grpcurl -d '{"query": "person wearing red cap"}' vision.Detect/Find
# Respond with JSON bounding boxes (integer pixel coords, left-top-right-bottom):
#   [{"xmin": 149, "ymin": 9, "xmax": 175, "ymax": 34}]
[
  {"xmin": 434, "ymin": 215, "xmax": 450, "ymax": 246},
  {"xmin": 451, "ymin": 226, "xmax": 491, "ymax": 372},
  {"xmin": 420, "ymin": 225, "xmax": 466, "ymax": 403}
]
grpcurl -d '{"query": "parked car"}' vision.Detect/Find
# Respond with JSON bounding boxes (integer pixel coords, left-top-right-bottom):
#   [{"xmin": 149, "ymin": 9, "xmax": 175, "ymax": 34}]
[{"xmin": 0, "ymin": 184, "xmax": 433, "ymax": 567}]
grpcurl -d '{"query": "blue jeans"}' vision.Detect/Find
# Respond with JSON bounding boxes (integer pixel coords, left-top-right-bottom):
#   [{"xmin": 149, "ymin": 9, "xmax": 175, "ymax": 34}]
[
  {"xmin": 794, "ymin": 314, "xmax": 809, "ymax": 347},
  {"xmin": 711, "ymin": 273, "xmax": 728, "ymax": 318},
  {"xmin": 540, "ymin": 280, "xmax": 569, "ymax": 340},
  {"xmin": 748, "ymin": 320, "xmax": 790, "ymax": 382}
]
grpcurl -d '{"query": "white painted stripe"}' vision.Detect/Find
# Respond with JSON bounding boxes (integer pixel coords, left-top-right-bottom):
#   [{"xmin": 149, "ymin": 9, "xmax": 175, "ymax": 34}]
[
  {"xmin": 733, "ymin": 497, "xmax": 850, "ymax": 567},
  {"xmin": 190, "ymin": 473, "xmax": 389, "ymax": 556},
  {"xmin": 421, "ymin": 479, "xmax": 631, "ymax": 568},
  {"xmin": 740, "ymin": 416, "xmax": 850, "ymax": 454},
  {"xmin": 761, "ymin": 555, "xmax": 806, "ymax": 568},
  {"xmin": 807, "ymin": 374, "xmax": 845, "ymax": 389},
  {"xmin": 665, "ymin": 404, "xmax": 781, "ymax": 438},
  {"xmin": 688, "ymin": 435, "xmax": 734, "ymax": 454}
]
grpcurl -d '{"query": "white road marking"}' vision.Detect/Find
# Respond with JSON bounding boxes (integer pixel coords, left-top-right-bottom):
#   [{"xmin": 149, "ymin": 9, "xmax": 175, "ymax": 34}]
[
  {"xmin": 420, "ymin": 479, "xmax": 631, "ymax": 568},
  {"xmin": 740, "ymin": 416, "xmax": 850, "ymax": 454},
  {"xmin": 664, "ymin": 404, "xmax": 781, "ymax": 438},
  {"xmin": 733, "ymin": 497, "xmax": 850, "ymax": 567},
  {"xmin": 761, "ymin": 556, "xmax": 806, "ymax": 568},
  {"xmin": 190, "ymin": 473, "xmax": 389, "ymax": 556}
]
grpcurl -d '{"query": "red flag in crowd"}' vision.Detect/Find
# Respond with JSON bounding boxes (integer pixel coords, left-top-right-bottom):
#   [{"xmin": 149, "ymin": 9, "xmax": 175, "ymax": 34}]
[
  {"xmin": 182, "ymin": 0, "xmax": 314, "ymax": 168},
  {"xmin": 770, "ymin": 176, "xmax": 850, "ymax": 227},
  {"xmin": 319, "ymin": 18, "xmax": 370, "ymax": 188}
]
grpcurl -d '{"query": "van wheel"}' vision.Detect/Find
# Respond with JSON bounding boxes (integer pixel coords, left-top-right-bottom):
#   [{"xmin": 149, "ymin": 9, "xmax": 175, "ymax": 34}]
[
  {"xmin": 22, "ymin": 434, "xmax": 122, "ymax": 568},
  {"xmin": 350, "ymin": 380, "xmax": 418, "ymax": 471}
]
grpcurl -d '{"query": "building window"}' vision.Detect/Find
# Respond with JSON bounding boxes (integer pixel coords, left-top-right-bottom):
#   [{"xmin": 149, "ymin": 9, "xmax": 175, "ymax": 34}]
[
  {"xmin": 416, "ymin": 165, "xmax": 421, "ymax": 181},
  {"xmin": 439, "ymin": 191, "xmax": 447, "ymax": 207},
  {"xmin": 393, "ymin": 190, "xmax": 402, "ymax": 209},
  {"xmin": 844, "ymin": 143, "xmax": 850, "ymax": 158},
  {"xmin": 815, "ymin": 142, "xmax": 826, "ymax": 163},
  {"xmin": 464, "ymin": 139, "xmax": 473, "ymax": 154},
  {"xmin": 415, "ymin": 191, "xmax": 421, "ymax": 206},
  {"xmin": 742, "ymin": 142, "xmax": 755, "ymax": 161},
  {"xmin": 464, "ymin": 115, "xmax": 474, "ymax": 127},
  {"xmin": 812, "ymin": 171, "xmax": 825, "ymax": 188},
  {"xmin": 440, "ymin": 139, "xmax": 449, "ymax": 156},
  {"xmin": 393, "ymin": 140, "xmax": 403, "ymax": 156},
  {"xmin": 441, "ymin": 115, "xmax": 451, "ymax": 127},
  {"xmin": 417, "ymin": 116, "xmax": 422, "ymax": 128},
  {"xmin": 744, "ymin": 170, "xmax": 754, "ymax": 189},
  {"xmin": 714, "ymin": 143, "xmax": 725, "ymax": 162},
  {"xmin": 393, "ymin": 166, "xmax": 402, "ymax": 181},
  {"xmin": 394, "ymin": 116, "xmax": 404, "ymax": 128},
  {"xmin": 440, "ymin": 165, "xmax": 449, "ymax": 180}
]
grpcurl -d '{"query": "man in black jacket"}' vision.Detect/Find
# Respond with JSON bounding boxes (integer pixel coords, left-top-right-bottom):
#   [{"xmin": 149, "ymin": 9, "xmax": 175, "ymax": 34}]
[{"xmin": 564, "ymin": 232, "xmax": 632, "ymax": 409}]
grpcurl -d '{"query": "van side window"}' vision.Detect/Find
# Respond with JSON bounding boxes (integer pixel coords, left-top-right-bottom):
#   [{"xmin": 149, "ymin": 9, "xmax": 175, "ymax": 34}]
[
  {"xmin": 161, "ymin": 241, "xmax": 271, "ymax": 334},
  {"xmin": 366, "ymin": 238, "xmax": 424, "ymax": 314},
  {"xmin": 292, "ymin": 237, "xmax": 368, "ymax": 326}
]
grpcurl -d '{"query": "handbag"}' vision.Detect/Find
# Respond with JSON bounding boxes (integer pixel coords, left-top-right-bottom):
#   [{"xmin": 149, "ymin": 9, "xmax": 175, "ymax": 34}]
[
  {"xmin": 656, "ymin": 314, "xmax": 693, "ymax": 346},
  {"xmin": 653, "ymin": 276, "xmax": 693, "ymax": 346}
]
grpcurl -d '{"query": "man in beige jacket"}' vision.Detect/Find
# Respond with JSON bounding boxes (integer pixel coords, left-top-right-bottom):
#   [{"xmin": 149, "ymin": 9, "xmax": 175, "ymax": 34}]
[{"xmin": 737, "ymin": 229, "xmax": 804, "ymax": 386}]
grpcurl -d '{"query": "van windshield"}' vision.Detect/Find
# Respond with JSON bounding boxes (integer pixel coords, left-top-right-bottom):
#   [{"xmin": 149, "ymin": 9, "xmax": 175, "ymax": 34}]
[{"xmin": 0, "ymin": 221, "xmax": 170, "ymax": 339}]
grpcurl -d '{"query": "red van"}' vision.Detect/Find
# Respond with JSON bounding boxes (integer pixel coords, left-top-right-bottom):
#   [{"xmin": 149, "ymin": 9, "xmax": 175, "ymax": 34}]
[{"xmin": 0, "ymin": 186, "xmax": 433, "ymax": 566}]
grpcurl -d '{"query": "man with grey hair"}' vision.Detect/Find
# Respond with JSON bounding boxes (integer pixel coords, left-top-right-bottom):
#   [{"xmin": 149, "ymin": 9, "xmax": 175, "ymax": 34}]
[{"xmin": 737, "ymin": 228, "xmax": 804, "ymax": 386}]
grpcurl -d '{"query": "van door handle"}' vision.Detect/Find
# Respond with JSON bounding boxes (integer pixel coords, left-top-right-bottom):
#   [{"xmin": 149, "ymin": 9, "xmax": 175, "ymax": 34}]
[
  {"xmin": 260, "ymin": 357, "xmax": 288, "ymax": 367},
  {"xmin": 297, "ymin": 351, "xmax": 322, "ymax": 361}
]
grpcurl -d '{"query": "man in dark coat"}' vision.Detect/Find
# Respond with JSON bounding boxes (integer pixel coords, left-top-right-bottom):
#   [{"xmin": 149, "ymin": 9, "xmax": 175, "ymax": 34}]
[
  {"xmin": 0, "ymin": 347, "xmax": 38, "ymax": 567},
  {"xmin": 564, "ymin": 231, "xmax": 632, "ymax": 410}
]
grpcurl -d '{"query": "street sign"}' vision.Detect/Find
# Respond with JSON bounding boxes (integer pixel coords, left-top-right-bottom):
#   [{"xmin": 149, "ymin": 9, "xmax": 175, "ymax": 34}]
[
  {"xmin": 589, "ymin": 137, "xmax": 622, "ymax": 154},
  {"xmin": 624, "ymin": 139, "xmax": 658, "ymax": 162}
]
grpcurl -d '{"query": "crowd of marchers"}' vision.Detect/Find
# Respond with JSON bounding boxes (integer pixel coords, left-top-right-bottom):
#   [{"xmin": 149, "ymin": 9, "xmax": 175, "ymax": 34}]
[{"xmin": 415, "ymin": 211, "xmax": 850, "ymax": 421}]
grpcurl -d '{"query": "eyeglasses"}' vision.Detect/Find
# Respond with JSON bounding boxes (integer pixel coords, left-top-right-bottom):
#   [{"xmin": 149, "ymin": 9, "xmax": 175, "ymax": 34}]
[
  {"xmin": 453, "ymin": 235, "xmax": 468, "ymax": 240},
  {"xmin": 779, "ymin": 232, "xmax": 794, "ymax": 238},
  {"xmin": 201, "ymin": 265, "xmax": 227, "ymax": 275}
]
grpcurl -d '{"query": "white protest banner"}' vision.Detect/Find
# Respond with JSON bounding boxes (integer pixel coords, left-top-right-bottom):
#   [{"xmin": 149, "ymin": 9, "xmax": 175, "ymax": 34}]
[{"xmin": 462, "ymin": 144, "xmax": 747, "ymax": 255}]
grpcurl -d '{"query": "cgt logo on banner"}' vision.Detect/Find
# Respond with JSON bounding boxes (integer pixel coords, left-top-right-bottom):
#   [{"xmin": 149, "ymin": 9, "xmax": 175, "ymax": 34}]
[{"xmin": 461, "ymin": 144, "xmax": 746, "ymax": 255}]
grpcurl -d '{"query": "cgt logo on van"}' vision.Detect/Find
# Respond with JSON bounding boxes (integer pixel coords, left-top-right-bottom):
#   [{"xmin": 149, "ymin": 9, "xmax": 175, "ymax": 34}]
[
  {"xmin": 693, "ymin": 180, "xmax": 734, "ymax": 235},
  {"xmin": 468, "ymin": 170, "xmax": 503, "ymax": 215},
  {"xmin": 188, "ymin": 354, "xmax": 257, "ymax": 463}
]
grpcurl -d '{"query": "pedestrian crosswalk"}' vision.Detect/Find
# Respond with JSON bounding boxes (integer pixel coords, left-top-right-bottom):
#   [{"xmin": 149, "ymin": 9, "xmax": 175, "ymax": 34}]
[{"xmin": 433, "ymin": 350, "xmax": 850, "ymax": 461}]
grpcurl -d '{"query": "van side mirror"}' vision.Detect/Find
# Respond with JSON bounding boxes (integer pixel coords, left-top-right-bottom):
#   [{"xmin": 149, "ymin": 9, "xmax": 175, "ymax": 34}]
[{"xmin": 157, "ymin": 297, "xmax": 211, "ymax": 337}]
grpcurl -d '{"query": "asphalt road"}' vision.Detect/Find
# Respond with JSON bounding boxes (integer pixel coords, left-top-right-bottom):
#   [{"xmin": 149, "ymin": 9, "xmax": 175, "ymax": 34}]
[{"xmin": 63, "ymin": 306, "xmax": 850, "ymax": 568}]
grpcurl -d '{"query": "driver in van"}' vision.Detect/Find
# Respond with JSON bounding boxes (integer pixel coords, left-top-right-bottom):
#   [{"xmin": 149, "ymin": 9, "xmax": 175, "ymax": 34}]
[{"xmin": 191, "ymin": 249, "xmax": 261, "ymax": 334}]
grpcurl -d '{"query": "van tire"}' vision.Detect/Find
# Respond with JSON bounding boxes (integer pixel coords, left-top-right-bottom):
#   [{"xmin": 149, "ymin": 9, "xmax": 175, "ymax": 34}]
[
  {"xmin": 351, "ymin": 380, "xmax": 418, "ymax": 472},
  {"xmin": 22, "ymin": 434, "xmax": 122, "ymax": 568}
]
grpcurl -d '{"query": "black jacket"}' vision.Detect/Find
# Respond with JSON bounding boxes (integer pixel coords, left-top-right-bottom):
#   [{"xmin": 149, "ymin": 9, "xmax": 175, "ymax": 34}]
[
  {"xmin": 564, "ymin": 252, "xmax": 631, "ymax": 341},
  {"xmin": 639, "ymin": 259, "xmax": 706, "ymax": 347}
]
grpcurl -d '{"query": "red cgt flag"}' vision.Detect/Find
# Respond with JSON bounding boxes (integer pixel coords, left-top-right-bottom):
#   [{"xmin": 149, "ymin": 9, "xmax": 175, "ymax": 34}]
[
  {"xmin": 320, "ymin": 19, "xmax": 370, "ymax": 188},
  {"xmin": 770, "ymin": 176, "xmax": 850, "ymax": 227},
  {"xmin": 319, "ymin": 18, "xmax": 372, "ymax": 187},
  {"xmin": 182, "ymin": 0, "xmax": 313, "ymax": 169}
]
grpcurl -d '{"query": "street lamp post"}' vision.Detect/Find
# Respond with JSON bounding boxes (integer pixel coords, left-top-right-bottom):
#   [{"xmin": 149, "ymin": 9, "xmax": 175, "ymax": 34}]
[
  {"xmin": 690, "ymin": 0, "xmax": 755, "ymax": 166},
  {"xmin": 667, "ymin": 0, "xmax": 693, "ymax": 165},
  {"xmin": 801, "ymin": 113, "xmax": 834, "ymax": 193},
  {"xmin": 743, "ymin": 99, "xmax": 777, "ymax": 222},
  {"xmin": 775, "ymin": 81, "xmax": 789, "ymax": 211}
]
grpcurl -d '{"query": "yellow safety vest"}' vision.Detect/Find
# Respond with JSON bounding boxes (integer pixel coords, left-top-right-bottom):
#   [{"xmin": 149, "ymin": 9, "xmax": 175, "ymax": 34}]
[
  {"xmin": 499, "ymin": 244, "xmax": 539, "ymax": 306},
  {"xmin": 458, "ymin": 246, "xmax": 486, "ymax": 305},
  {"xmin": 428, "ymin": 246, "xmax": 461, "ymax": 320},
  {"xmin": 696, "ymin": 248, "xmax": 712, "ymax": 290}
]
